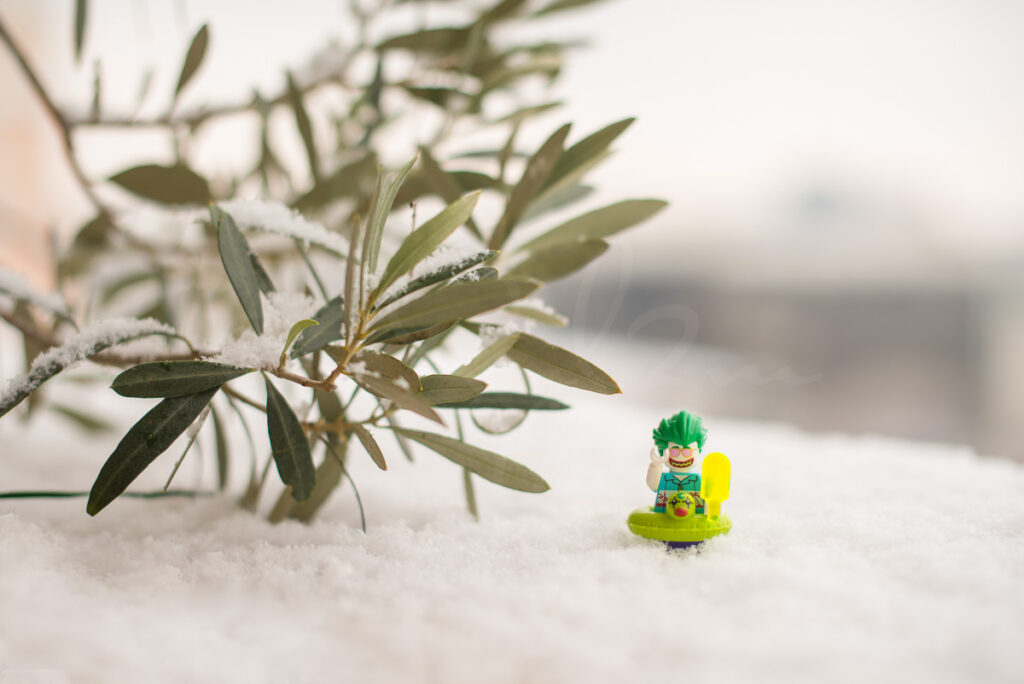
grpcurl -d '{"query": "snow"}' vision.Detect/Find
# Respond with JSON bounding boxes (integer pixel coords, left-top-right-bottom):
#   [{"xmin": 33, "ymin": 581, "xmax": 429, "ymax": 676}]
[
  {"xmin": 0, "ymin": 267, "xmax": 68, "ymax": 318},
  {"xmin": 204, "ymin": 292, "xmax": 319, "ymax": 370},
  {"xmin": 1, "ymin": 343, "xmax": 1022, "ymax": 683},
  {"xmin": 217, "ymin": 199, "xmax": 350, "ymax": 254},
  {"xmin": 0, "ymin": 317, "xmax": 176, "ymax": 416}
]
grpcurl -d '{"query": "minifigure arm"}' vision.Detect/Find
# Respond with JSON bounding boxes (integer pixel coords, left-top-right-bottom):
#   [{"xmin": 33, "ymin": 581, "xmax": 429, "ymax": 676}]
[{"xmin": 646, "ymin": 446, "xmax": 665, "ymax": 491}]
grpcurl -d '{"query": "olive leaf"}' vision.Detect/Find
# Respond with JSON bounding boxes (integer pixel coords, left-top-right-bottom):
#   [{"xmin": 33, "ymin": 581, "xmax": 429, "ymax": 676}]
[
  {"xmin": 174, "ymin": 24, "xmax": 209, "ymax": 101},
  {"xmin": 542, "ymin": 117, "xmax": 634, "ymax": 194},
  {"xmin": 433, "ymin": 392, "xmax": 567, "ymax": 410},
  {"xmin": 376, "ymin": 27, "xmax": 472, "ymax": 53},
  {"xmin": 517, "ymin": 199, "xmax": 667, "ymax": 253},
  {"xmin": 73, "ymin": 0, "xmax": 88, "ymax": 63},
  {"xmin": 505, "ymin": 239, "xmax": 608, "ymax": 282},
  {"xmin": 87, "ymin": 387, "xmax": 218, "ymax": 515},
  {"xmin": 290, "ymin": 296, "xmax": 345, "ymax": 357},
  {"xmin": 368, "ymin": 279, "xmax": 538, "ymax": 342},
  {"xmin": 373, "ymin": 190, "xmax": 481, "ymax": 298},
  {"xmin": 503, "ymin": 303, "xmax": 567, "ymax": 327},
  {"xmin": 374, "ymin": 250, "xmax": 496, "ymax": 312},
  {"xmin": 394, "ymin": 428, "xmax": 549, "ymax": 493},
  {"xmin": 265, "ymin": 376, "xmax": 316, "ymax": 501},
  {"xmin": 453, "ymin": 333, "xmax": 520, "ymax": 378},
  {"xmin": 418, "ymin": 374, "xmax": 487, "ymax": 405},
  {"xmin": 212, "ymin": 205, "xmax": 264, "ymax": 334},
  {"xmin": 488, "ymin": 123, "xmax": 571, "ymax": 249},
  {"xmin": 351, "ymin": 423, "xmax": 387, "ymax": 470},
  {"xmin": 363, "ymin": 156, "xmax": 419, "ymax": 273},
  {"xmin": 286, "ymin": 71, "xmax": 319, "ymax": 183},
  {"xmin": 210, "ymin": 405, "xmax": 230, "ymax": 492},
  {"xmin": 280, "ymin": 319, "xmax": 319, "ymax": 364},
  {"xmin": 110, "ymin": 164, "xmax": 212, "ymax": 205},
  {"xmin": 507, "ymin": 334, "xmax": 620, "ymax": 394},
  {"xmin": 111, "ymin": 361, "xmax": 251, "ymax": 398}
]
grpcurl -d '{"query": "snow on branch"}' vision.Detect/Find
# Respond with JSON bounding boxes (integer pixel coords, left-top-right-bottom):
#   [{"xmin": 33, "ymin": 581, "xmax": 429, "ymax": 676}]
[{"xmin": 0, "ymin": 318, "xmax": 177, "ymax": 418}]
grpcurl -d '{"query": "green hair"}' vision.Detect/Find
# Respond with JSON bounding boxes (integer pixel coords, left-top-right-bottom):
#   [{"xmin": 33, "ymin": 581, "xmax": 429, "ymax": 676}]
[{"xmin": 652, "ymin": 411, "xmax": 707, "ymax": 452}]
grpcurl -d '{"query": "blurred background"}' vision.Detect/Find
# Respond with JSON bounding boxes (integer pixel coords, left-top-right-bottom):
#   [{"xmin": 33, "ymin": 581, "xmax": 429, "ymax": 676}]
[{"xmin": 2, "ymin": 0, "xmax": 1024, "ymax": 460}]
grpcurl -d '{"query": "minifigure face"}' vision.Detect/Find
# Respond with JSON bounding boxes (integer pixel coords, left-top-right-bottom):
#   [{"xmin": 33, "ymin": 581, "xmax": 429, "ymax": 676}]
[
  {"xmin": 666, "ymin": 442, "xmax": 699, "ymax": 469},
  {"xmin": 667, "ymin": 492, "xmax": 695, "ymax": 518}
]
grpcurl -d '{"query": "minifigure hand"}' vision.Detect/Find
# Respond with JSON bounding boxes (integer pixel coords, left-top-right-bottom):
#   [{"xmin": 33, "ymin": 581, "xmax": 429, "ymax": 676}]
[{"xmin": 649, "ymin": 446, "xmax": 668, "ymax": 467}]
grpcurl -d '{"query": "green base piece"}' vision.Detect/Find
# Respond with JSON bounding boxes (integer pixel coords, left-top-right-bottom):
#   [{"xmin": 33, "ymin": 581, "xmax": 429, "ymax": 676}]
[{"xmin": 626, "ymin": 506, "xmax": 732, "ymax": 543}]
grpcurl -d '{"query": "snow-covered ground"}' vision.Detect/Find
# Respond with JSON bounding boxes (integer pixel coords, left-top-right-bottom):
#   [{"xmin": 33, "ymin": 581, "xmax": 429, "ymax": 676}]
[{"xmin": 1, "ymin": 362, "xmax": 1022, "ymax": 684}]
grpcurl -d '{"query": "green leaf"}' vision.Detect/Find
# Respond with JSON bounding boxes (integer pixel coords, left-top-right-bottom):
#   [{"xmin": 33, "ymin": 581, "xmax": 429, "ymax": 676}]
[
  {"xmin": 394, "ymin": 429, "xmax": 549, "ymax": 493},
  {"xmin": 507, "ymin": 334, "xmax": 620, "ymax": 394},
  {"xmin": 351, "ymin": 424, "xmax": 387, "ymax": 470},
  {"xmin": 333, "ymin": 348, "xmax": 421, "ymax": 391},
  {"xmin": 533, "ymin": 0, "xmax": 607, "ymax": 16},
  {"xmin": 87, "ymin": 388, "xmax": 218, "ymax": 515},
  {"xmin": 293, "ymin": 153, "xmax": 377, "ymax": 211},
  {"xmin": 503, "ymin": 303, "xmax": 567, "ymax": 327},
  {"xmin": 210, "ymin": 405, "xmax": 230, "ymax": 491},
  {"xmin": 174, "ymin": 24, "xmax": 209, "ymax": 101},
  {"xmin": 479, "ymin": 0, "xmax": 528, "ymax": 23},
  {"xmin": 349, "ymin": 370, "xmax": 442, "ymax": 425},
  {"xmin": 488, "ymin": 123, "xmax": 571, "ymax": 249},
  {"xmin": 505, "ymin": 239, "xmax": 608, "ymax": 282},
  {"xmin": 290, "ymin": 296, "xmax": 344, "ymax": 357},
  {"xmin": 518, "ymin": 199, "xmax": 667, "ymax": 253},
  {"xmin": 374, "ymin": 191, "xmax": 481, "ymax": 299},
  {"xmin": 264, "ymin": 376, "xmax": 316, "ymax": 501},
  {"xmin": 286, "ymin": 71, "xmax": 319, "ymax": 183},
  {"xmin": 251, "ymin": 253, "xmax": 276, "ymax": 294},
  {"xmin": 368, "ymin": 321, "xmax": 455, "ymax": 346},
  {"xmin": 110, "ymin": 164, "xmax": 212, "ymax": 205},
  {"xmin": 212, "ymin": 205, "xmax": 264, "ymax": 334},
  {"xmin": 402, "ymin": 85, "xmax": 465, "ymax": 109},
  {"xmin": 376, "ymin": 27, "xmax": 471, "ymax": 53},
  {"xmin": 112, "ymin": 361, "xmax": 251, "ymax": 398},
  {"xmin": 520, "ymin": 184, "xmax": 593, "ymax": 223},
  {"xmin": 542, "ymin": 117, "xmax": 633, "ymax": 193},
  {"xmin": 278, "ymin": 449, "xmax": 344, "ymax": 523},
  {"xmin": 51, "ymin": 402, "xmax": 114, "ymax": 433},
  {"xmin": 454, "ymin": 333, "xmax": 520, "ymax": 378},
  {"xmin": 418, "ymin": 374, "xmax": 487, "ymax": 405},
  {"xmin": 281, "ymin": 319, "xmax": 319, "ymax": 363},
  {"xmin": 374, "ymin": 250, "xmax": 497, "ymax": 311},
  {"xmin": 74, "ymin": 0, "xmax": 88, "ymax": 63},
  {"xmin": 368, "ymin": 279, "xmax": 539, "ymax": 342},
  {"xmin": 363, "ymin": 156, "xmax": 418, "ymax": 273},
  {"xmin": 434, "ymin": 392, "xmax": 568, "ymax": 410}
]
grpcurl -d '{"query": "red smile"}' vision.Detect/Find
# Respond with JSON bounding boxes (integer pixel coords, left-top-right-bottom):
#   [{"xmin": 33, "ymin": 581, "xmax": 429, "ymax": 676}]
[{"xmin": 668, "ymin": 457, "xmax": 693, "ymax": 468}]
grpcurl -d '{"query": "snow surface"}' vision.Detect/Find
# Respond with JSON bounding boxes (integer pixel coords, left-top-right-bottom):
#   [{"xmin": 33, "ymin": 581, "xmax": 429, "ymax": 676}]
[
  {"xmin": 204, "ymin": 292, "xmax": 319, "ymax": 370},
  {"xmin": 1, "ymin": 349, "xmax": 1022, "ymax": 683},
  {"xmin": 0, "ymin": 267, "xmax": 68, "ymax": 318},
  {"xmin": 216, "ymin": 199, "xmax": 350, "ymax": 255}
]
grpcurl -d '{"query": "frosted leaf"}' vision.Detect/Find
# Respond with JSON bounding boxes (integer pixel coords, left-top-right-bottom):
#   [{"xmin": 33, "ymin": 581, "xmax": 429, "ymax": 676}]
[
  {"xmin": 0, "ymin": 317, "xmax": 176, "ymax": 417},
  {"xmin": 217, "ymin": 199, "xmax": 349, "ymax": 254},
  {"xmin": 0, "ymin": 268, "xmax": 69, "ymax": 318},
  {"xmin": 205, "ymin": 292, "xmax": 319, "ymax": 370}
]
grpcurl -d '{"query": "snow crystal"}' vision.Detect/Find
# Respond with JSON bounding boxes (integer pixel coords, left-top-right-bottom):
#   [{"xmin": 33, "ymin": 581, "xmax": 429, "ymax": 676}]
[
  {"xmin": 0, "ymin": 317, "xmax": 175, "ymax": 414},
  {"xmin": 205, "ymin": 292, "xmax": 319, "ymax": 370},
  {"xmin": 217, "ymin": 199, "xmax": 350, "ymax": 254},
  {"xmin": 375, "ymin": 244, "xmax": 487, "ymax": 307},
  {"xmin": 0, "ymin": 268, "xmax": 68, "ymax": 317}
]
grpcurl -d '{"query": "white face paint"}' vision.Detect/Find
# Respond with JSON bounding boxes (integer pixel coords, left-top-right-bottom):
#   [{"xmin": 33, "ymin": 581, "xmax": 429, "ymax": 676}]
[{"xmin": 665, "ymin": 442, "xmax": 701, "ymax": 472}]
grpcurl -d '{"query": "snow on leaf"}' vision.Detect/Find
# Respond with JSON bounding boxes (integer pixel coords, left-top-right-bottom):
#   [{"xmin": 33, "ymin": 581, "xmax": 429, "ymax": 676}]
[
  {"xmin": 0, "ymin": 267, "xmax": 70, "ymax": 319},
  {"xmin": 216, "ymin": 199, "xmax": 350, "ymax": 254}
]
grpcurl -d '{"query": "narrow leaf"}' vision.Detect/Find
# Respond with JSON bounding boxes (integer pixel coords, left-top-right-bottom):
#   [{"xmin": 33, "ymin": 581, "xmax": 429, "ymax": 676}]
[
  {"xmin": 286, "ymin": 71, "xmax": 319, "ymax": 183},
  {"xmin": 542, "ymin": 117, "xmax": 633, "ymax": 193},
  {"xmin": 291, "ymin": 296, "xmax": 344, "ymax": 357},
  {"xmin": 394, "ymin": 429, "xmax": 549, "ymax": 493},
  {"xmin": 434, "ymin": 392, "xmax": 568, "ymax": 410},
  {"xmin": 280, "ymin": 448, "xmax": 344, "ymax": 522},
  {"xmin": 454, "ymin": 333, "xmax": 520, "ymax": 378},
  {"xmin": 376, "ymin": 27, "xmax": 471, "ymax": 53},
  {"xmin": 508, "ymin": 334, "xmax": 620, "ymax": 394},
  {"xmin": 87, "ymin": 388, "xmax": 218, "ymax": 515},
  {"xmin": 351, "ymin": 424, "xmax": 387, "ymax": 470},
  {"xmin": 374, "ymin": 250, "xmax": 496, "ymax": 311},
  {"xmin": 210, "ymin": 405, "xmax": 230, "ymax": 491},
  {"xmin": 293, "ymin": 153, "xmax": 377, "ymax": 211},
  {"xmin": 112, "ymin": 361, "xmax": 251, "ymax": 398},
  {"xmin": 251, "ymin": 254, "xmax": 276, "ymax": 294},
  {"xmin": 504, "ymin": 303, "xmax": 567, "ymax": 327},
  {"xmin": 264, "ymin": 376, "xmax": 316, "ymax": 501},
  {"xmin": 364, "ymin": 156, "xmax": 418, "ymax": 273},
  {"xmin": 505, "ymin": 239, "xmax": 608, "ymax": 282},
  {"xmin": 174, "ymin": 24, "xmax": 209, "ymax": 101},
  {"xmin": 418, "ymin": 374, "xmax": 487, "ymax": 405},
  {"xmin": 518, "ymin": 199, "xmax": 667, "ymax": 253},
  {"xmin": 488, "ymin": 123, "xmax": 571, "ymax": 249},
  {"xmin": 520, "ymin": 183, "xmax": 594, "ymax": 223},
  {"xmin": 349, "ymin": 372, "xmax": 442, "ymax": 425},
  {"xmin": 51, "ymin": 402, "xmax": 113, "ymax": 433},
  {"xmin": 368, "ymin": 279, "xmax": 538, "ymax": 341},
  {"xmin": 110, "ymin": 164, "xmax": 211, "ymax": 205},
  {"xmin": 74, "ymin": 0, "xmax": 88, "ymax": 63},
  {"xmin": 281, "ymin": 319, "xmax": 319, "ymax": 363},
  {"xmin": 367, "ymin": 320, "xmax": 455, "ymax": 346},
  {"xmin": 332, "ymin": 348, "xmax": 421, "ymax": 391},
  {"xmin": 374, "ymin": 190, "xmax": 481, "ymax": 298},
  {"xmin": 212, "ymin": 205, "xmax": 264, "ymax": 334}
]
